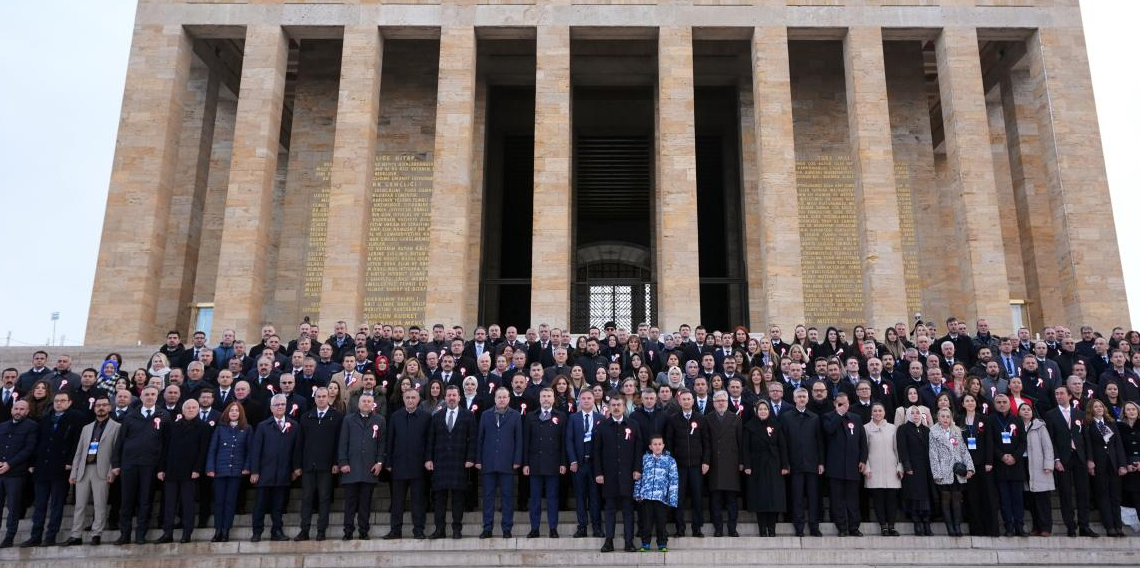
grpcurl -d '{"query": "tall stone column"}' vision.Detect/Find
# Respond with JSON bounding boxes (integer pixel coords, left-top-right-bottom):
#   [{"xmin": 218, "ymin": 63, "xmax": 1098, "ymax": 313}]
[
  {"xmin": 319, "ymin": 27, "xmax": 383, "ymax": 329},
  {"xmin": 750, "ymin": 26, "xmax": 804, "ymax": 328},
  {"xmin": 1000, "ymin": 68, "xmax": 1064, "ymax": 329},
  {"xmin": 934, "ymin": 27, "xmax": 1011, "ymax": 331},
  {"xmin": 1024, "ymin": 27, "xmax": 1128, "ymax": 331},
  {"xmin": 87, "ymin": 25, "xmax": 194, "ymax": 345},
  {"xmin": 843, "ymin": 27, "xmax": 906, "ymax": 330},
  {"xmin": 530, "ymin": 26, "xmax": 572, "ymax": 329},
  {"xmin": 211, "ymin": 26, "xmax": 290, "ymax": 341},
  {"xmin": 424, "ymin": 26, "xmax": 478, "ymax": 328}
]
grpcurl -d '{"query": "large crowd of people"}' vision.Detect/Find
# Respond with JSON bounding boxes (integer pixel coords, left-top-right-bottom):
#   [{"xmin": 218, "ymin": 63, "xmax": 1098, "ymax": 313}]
[{"xmin": 1, "ymin": 317, "xmax": 1138, "ymax": 553}]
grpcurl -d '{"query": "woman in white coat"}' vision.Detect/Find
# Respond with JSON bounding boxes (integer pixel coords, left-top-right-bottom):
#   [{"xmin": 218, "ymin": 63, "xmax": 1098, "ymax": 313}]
[
  {"xmin": 1019, "ymin": 402, "xmax": 1055, "ymax": 536},
  {"xmin": 863, "ymin": 402, "xmax": 903, "ymax": 536},
  {"xmin": 929, "ymin": 408, "xmax": 974, "ymax": 537}
]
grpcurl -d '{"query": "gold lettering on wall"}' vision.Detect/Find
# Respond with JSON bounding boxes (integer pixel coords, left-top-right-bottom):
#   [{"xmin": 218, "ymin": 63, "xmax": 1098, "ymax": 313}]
[
  {"xmin": 364, "ymin": 153, "xmax": 434, "ymax": 326},
  {"xmin": 302, "ymin": 161, "xmax": 333, "ymax": 316},
  {"xmin": 796, "ymin": 154, "xmax": 865, "ymax": 327},
  {"xmin": 895, "ymin": 162, "xmax": 922, "ymax": 317}
]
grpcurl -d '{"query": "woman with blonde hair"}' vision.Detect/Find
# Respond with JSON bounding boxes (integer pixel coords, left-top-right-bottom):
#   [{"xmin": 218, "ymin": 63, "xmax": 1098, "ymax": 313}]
[
  {"xmin": 929, "ymin": 408, "xmax": 975, "ymax": 537},
  {"xmin": 863, "ymin": 402, "xmax": 902, "ymax": 536}
]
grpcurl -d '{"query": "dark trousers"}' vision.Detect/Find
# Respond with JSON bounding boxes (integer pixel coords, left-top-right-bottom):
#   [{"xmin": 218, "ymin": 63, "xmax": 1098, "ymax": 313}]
[
  {"xmin": 828, "ymin": 478, "xmax": 861, "ymax": 531},
  {"xmin": 0, "ymin": 476, "xmax": 26, "ymax": 539},
  {"xmin": 481, "ymin": 472, "xmax": 514, "ymax": 533},
  {"xmin": 29, "ymin": 477, "xmax": 69, "ymax": 540},
  {"xmin": 996, "ymin": 479, "xmax": 1024, "ymax": 531},
  {"xmin": 107, "ymin": 475, "xmax": 121, "ymax": 529},
  {"xmin": 965, "ymin": 472, "xmax": 1000, "ymax": 535},
  {"xmin": 790, "ymin": 472, "xmax": 820, "ymax": 530},
  {"xmin": 432, "ymin": 489, "xmax": 465, "ymax": 534},
  {"xmin": 604, "ymin": 495, "xmax": 635, "ymax": 544},
  {"xmin": 709, "ymin": 489, "xmax": 739, "ymax": 532},
  {"xmin": 674, "ymin": 465, "xmax": 704, "ymax": 531},
  {"xmin": 343, "ymin": 482, "xmax": 376, "ymax": 535},
  {"xmin": 1026, "ymin": 490, "xmax": 1053, "ymax": 532},
  {"xmin": 515, "ymin": 468, "xmax": 529, "ymax": 510},
  {"xmin": 868, "ymin": 488, "xmax": 898, "ymax": 525},
  {"xmin": 196, "ymin": 476, "xmax": 212, "ymax": 527},
  {"xmin": 298, "ymin": 469, "xmax": 333, "ymax": 533},
  {"xmin": 1054, "ymin": 456, "xmax": 1091, "ymax": 529},
  {"xmin": 638, "ymin": 499, "xmax": 669, "ymax": 546},
  {"xmin": 390, "ymin": 478, "xmax": 427, "ymax": 535},
  {"xmin": 119, "ymin": 466, "xmax": 156, "ymax": 538},
  {"xmin": 161, "ymin": 479, "xmax": 196, "ymax": 538},
  {"xmin": 571, "ymin": 463, "xmax": 601, "ymax": 531},
  {"xmin": 251, "ymin": 485, "xmax": 288, "ymax": 535},
  {"xmin": 1091, "ymin": 471, "xmax": 1123, "ymax": 532},
  {"xmin": 756, "ymin": 511, "xmax": 779, "ymax": 535},
  {"xmin": 212, "ymin": 476, "xmax": 241, "ymax": 531},
  {"xmin": 528, "ymin": 474, "xmax": 559, "ymax": 531}
]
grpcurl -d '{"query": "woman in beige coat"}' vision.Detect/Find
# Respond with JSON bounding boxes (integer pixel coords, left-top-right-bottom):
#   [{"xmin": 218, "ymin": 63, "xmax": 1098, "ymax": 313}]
[
  {"xmin": 893, "ymin": 384, "xmax": 932, "ymax": 426},
  {"xmin": 863, "ymin": 402, "xmax": 903, "ymax": 536},
  {"xmin": 1019, "ymin": 402, "xmax": 1055, "ymax": 536}
]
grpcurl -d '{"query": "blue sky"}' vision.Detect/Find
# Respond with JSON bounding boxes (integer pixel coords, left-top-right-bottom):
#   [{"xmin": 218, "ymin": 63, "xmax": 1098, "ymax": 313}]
[{"xmin": 0, "ymin": 0, "xmax": 1136, "ymax": 345}]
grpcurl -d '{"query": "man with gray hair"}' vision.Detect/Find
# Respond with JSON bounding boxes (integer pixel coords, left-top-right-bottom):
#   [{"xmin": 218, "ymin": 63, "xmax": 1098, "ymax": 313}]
[{"xmin": 248, "ymin": 393, "xmax": 300, "ymax": 542}]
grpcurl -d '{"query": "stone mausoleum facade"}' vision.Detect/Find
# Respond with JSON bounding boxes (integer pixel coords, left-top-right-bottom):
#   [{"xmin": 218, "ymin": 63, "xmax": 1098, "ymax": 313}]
[{"xmin": 86, "ymin": 0, "xmax": 1127, "ymax": 345}]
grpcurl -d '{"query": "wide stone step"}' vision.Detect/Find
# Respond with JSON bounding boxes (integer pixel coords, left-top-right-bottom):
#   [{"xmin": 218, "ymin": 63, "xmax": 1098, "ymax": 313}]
[{"xmin": 2, "ymin": 537, "xmax": 1138, "ymax": 568}]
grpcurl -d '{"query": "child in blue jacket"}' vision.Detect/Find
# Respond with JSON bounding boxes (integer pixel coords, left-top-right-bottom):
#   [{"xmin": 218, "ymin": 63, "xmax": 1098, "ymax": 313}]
[{"xmin": 633, "ymin": 435, "xmax": 679, "ymax": 551}]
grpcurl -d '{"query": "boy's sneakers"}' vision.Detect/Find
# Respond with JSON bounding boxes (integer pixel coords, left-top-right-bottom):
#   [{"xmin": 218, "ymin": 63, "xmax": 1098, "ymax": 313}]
[
  {"xmin": 658, "ymin": 546, "xmax": 668, "ymax": 552},
  {"xmin": 639, "ymin": 543, "xmax": 651, "ymax": 552}
]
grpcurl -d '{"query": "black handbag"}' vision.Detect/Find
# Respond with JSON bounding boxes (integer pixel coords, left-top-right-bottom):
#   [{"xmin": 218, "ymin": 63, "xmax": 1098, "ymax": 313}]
[{"xmin": 952, "ymin": 462, "xmax": 968, "ymax": 477}]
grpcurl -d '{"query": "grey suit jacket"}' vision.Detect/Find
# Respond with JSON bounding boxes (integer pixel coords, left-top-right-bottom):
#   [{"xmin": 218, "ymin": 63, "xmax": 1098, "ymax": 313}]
[{"xmin": 69, "ymin": 419, "xmax": 121, "ymax": 481}]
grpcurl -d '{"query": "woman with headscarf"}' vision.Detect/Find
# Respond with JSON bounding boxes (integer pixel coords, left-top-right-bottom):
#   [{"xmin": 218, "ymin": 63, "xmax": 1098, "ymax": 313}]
[
  {"xmin": 897, "ymin": 405, "xmax": 933, "ymax": 535},
  {"xmin": 97, "ymin": 359, "xmax": 121, "ymax": 392}
]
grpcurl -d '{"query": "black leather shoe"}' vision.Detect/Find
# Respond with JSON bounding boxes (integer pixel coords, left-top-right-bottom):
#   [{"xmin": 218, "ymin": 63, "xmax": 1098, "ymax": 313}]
[
  {"xmin": 810, "ymin": 528, "xmax": 823, "ymax": 537},
  {"xmin": 19, "ymin": 537, "xmax": 41, "ymax": 548},
  {"xmin": 180, "ymin": 535, "xmax": 192, "ymax": 543},
  {"xmin": 600, "ymin": 538, "xmax": 615, "ymax": 552},
  {"xmin": 794, "ymin": 530, "xmax": 805, "ymax": 537},
  {"xmin": 549, "ymin": 529, "xmax": 559, "ymax": 539},
  {"xmin": 40, "ymin": 537, "xmax": 56, "ymax": 547},
  {"xmin": 270, "ymin": 532, "xmax": 288, "ymax": 542},
  {"xmin": 573, "ymin": 528, "xmax": 587, "ymax": 538},
  {"xmin": 713, "ymin": 529, "xmax": 723, "ymax": 537},
  {"xmin": 358, "ymin": 532, "xmax": 371, "ymax": 541},
  {"xmin": 249, "ymin": 534, "xmax": 261, "ymax": 543},
  {"xmin": 412, "ymin": 533, "xmax": 425, "ymax": 540},
  {"xmin": 90, "ymin": 536, "xmax": 101, "ymax": 546},
  {"xmin": 480, "ymin": 530, "xmax": 492, "ymax": 539},
  {"xmin": 527, "ymin": 529, "xmax": 540, "ymax": 539},
  {"xmin": 728, "ymin": 530, "xmax": 739, "ymax": 538},
  {"xmin": 134, "ymin": 536, "xmax": 147, "ymax": 545},
  {"xmin": 623, "ymin": 542, "xmax": 637, "ymax": 552},
  {"xmin": 382, "ymin": 532, "xmax": 400, "ymax": 540},
  {"xmin": 452, "ymin": 531, "xmax": 462, "ymax": 540},
  {"xmin": 315, "ymin": 532, "xmax": 325, "ymax": 542},
  {"xmin": 294, "ymin": 532, "xmax": 310, "ymax": 542},
  {"xmin": 64, "ymin": 537, "xmax": 83, "ymax": 546},
  {"xmin": 836, "ymin": 530, "xmax": 848, "ymax": 537},
  {"xmin": 428, "ymin": 530, "xmax": 445, "ymax": 540},
  {"xmin": 342, "ymin": 533, "xmax": 353, "ymax": 541},
  {"xmin": 849, "ymin": 528, "xmax": 862, "ymax": 537},
  {"xmin": 0, "ymin": 538, "xmax": 12, "ymax": 549},
  {"xmin": 211, "ymin": 531, "xmax": 223, "ymax": 543},
  {"xmin": 155, "ymin": 534, "xmax": 174, "ymax": 544},
  {"xmin": 673, "ymin": 528, "xmax": 685, "ymax": 538},
  {"xmin": 502, "ymin": 531, "xmax": 512, "ymax": 539},
  {"xmin": 1079, "ymin": 527, "xmax": 1100, "ymax": 538},
  {"xmin": 691, "ymin": 530, "xmax": 704, "ymax": 538},
  {"xmin": 220, "ymin": 530, "xmax": 230, "ymax": 543}
]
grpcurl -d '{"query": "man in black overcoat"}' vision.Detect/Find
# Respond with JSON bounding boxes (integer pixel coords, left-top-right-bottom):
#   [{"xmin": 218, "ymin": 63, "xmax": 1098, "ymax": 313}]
[
  {"xmin": 592, "ymin": 397, "xmax": 643, "ymax": 552},
  {"xmin": 426, "ymin": 385, "xmax": 476, "ymax": 539}
]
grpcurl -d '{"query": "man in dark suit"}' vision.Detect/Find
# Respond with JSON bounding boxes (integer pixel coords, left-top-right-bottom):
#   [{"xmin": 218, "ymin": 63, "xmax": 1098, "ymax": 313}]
[
  {"xmin": 592, "ymin": 396, "xmax": 643, "ymax": 552},
  {"xmin": 822, "ymin": 393, "xmax": 869, "ymax": 537},
  {"xmin": 0, "ymin": 400, "xmax": 37, "ymax": 548},
  {"xmin": 21, "ymin": 392, "xmax": 84, "ymax": 547},
  {"xmin": 662, "ymin": 389, "xmax": 709, "ymax": 538},
  {"xmin": 426, "ymin": 385, "xmax": 476, "ymax": 539},
  {"xmin": 111, "ymin": 386, "xmax": 170, "ymax": 544},
  {"xmin": 476, "ymin": 387, "xmax": 523, "ymax": 539},
  {"xmin": 294, "ymin": 387, "xmax": 342, "ymax": 541},
  {"xmin": 706, "ymin": 391, "xmax": 743, "ymax": 538},
  {"xmin": 917, "ymin": 367, "xmax": 950, "ymax": 410},
  {"xmin": 1044, "ymin": 386, "xmax": 1096, "ymax": 537},
  {"xmin": 630, "ymin": 389, "xmax": 666, "ymax": 451},
  {"xmin": 384, "ymin": 389, "xmax": 432, "ymax": 539},
  {"xmin": 780, "ymin": 387, "xmax": 824, "ymax": 537},
  {"xmin": 0, "ymin": 369, "xmax": 19, "ymax": 424},
  {"xmin": 522, "ymin": 388, "xmax": 567, "ymax": 538},
  {"xmin": 565, "ymin": 390, "xmax": 604, "ymax": 538},
  {"xmin": 463, "ymin": 327, "xmax": 492, "ymax": 362},
  {"xmin": 249, "ymin": 394, "xmax": 301, "ymax": 542}
]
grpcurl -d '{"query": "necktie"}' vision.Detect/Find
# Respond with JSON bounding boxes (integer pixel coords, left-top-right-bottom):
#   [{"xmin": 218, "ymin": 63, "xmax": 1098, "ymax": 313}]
[
  {"xmin": 541, "ymin": 410, "xmax": 549, "ymax": 421},
  {"xmin": 1098, "ymin": 421, "xmax": 1108, "ymax": 436},
  {"xmin": 2, "ymin": 390, "xmax": 8, "ymax": 405},
  {"xmin": 318, "ymin": 411, "xmax": 325, "ymax": 419},
  {"xmin": 699, "ymin": 400, "xmax": 705, "ymax": 413},
  {"xmin": 144, "ymin": 409, "xmax": 151, "ymax": 419},
  {"xmin": 1062, "ymin": 407, "xmax": 1070, "ymax": 425},
  {"xmin": 773, "ymin": 403, "xmax": 779, "ymax": 416},
  {"xmin": 1006, "ymin": 357, "xmax": 1014, "ymax": 375},
  {"xmin": 200, "ymin": 411, "xmax": 207, "ymax": 420},
  {"xmin": 278, "ymin": 420, "xmax": 285, "ymax": 431}
]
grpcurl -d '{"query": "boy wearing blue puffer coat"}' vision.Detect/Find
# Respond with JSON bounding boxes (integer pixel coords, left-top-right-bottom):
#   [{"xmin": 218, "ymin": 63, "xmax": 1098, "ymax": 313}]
[{"xmin": 633, "ymin": 435, "xmax": 679, "ymax": 551}]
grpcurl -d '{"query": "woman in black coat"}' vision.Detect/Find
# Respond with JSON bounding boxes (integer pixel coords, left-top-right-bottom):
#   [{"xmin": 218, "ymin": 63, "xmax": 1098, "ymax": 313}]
[
  {"xmin": 742, "ymin": 401, "xmax": 788, "ymax": 537},
  {"xmin": 1119, "ymin": 401, "xmax": 1140, "ymax": 510},
  {"xmin": 896, "ymin": 406, "xmax": 933, "ymax": 535},
  {"xmin": 157, "ymin": 400, "xmax": 211, "ymax": 543},
  {"xmin": 956, "ymin": 393, "xmax": 999, "ymax": 536},
  {"xmin": 1083, "ymin": 398, "xmax": 1128, "ymax": 537}
]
